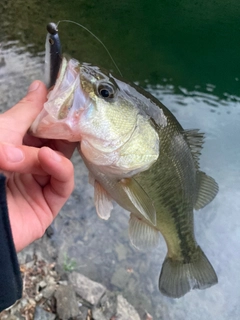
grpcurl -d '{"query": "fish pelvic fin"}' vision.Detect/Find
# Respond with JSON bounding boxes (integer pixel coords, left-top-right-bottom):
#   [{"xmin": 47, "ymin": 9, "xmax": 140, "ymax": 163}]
[
  {"xmin": 195, "ymin": 171, "xmax": 219, "ymax": 210},
  {"xmin": 94, "ymin": 180, "xmax": 113, "ymax": 220},
  {"xmin": 128, "ymin": 213, "xmax": 159, "ymax": 250},
  {"xmin": 159, "ymin": 246, "xmax": 218, "ymax": 298},
  {"xmin": 120, "ymin": 178, "xmax": 156, "ymax": 226}
]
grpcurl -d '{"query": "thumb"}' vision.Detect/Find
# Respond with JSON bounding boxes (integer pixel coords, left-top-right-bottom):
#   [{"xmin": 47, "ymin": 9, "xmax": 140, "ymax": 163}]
[{"xmin": 3, "ymin": 81, "xmax": 48, "ymax": 135}]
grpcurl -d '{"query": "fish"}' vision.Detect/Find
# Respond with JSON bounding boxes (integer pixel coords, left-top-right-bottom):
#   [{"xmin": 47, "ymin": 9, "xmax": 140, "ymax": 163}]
[{"xmin": 30, "ymin": 26, "xmax": 219, "ymax": 298}]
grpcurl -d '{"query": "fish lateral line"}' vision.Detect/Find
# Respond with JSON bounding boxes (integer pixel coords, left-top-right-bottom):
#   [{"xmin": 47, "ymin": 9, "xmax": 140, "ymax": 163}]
[{"xmin": 55, "ymin": 19, "xmax": 122, "ymax": 77}]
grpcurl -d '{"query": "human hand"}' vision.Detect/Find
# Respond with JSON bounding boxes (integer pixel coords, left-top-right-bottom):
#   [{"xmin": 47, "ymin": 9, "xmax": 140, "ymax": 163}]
[{"xmin": 0, "ymin": 81, "xmax": 77, "ymax": 252}]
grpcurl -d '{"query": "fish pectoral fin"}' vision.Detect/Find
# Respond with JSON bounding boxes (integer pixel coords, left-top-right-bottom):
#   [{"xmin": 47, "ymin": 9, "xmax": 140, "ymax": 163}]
[
  {"xmin": 88, "ymin": 172, "xmax": 95, "ymax": 186},
  {"xmin": 159, "ymin": 246, "xmax": 218, "ymax": 298},
  {"xmin": 94, "ymin": 180, "xmax": 113, "ymax": 220},
  {"xmin": 120, "ymin": 178, "xmax": 156, "ymax": 225},
  {"xmin": 194, "ymin": 171, "xmax": 219, "ymax": 210},
  {"xmin": 128, "ymin": 213, "xmax": 159, "ymax": 250}
]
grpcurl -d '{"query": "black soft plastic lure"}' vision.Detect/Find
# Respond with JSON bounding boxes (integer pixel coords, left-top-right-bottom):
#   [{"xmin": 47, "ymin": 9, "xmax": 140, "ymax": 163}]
[{"xmin": 45, "ymin": 22, "xmax": 62, "ymax": 88}]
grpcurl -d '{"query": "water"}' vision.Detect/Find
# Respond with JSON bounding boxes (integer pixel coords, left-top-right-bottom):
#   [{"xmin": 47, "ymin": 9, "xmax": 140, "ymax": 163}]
[{"xmin": 1, "ymin": 0, "xmax": 240, "ymax": 319}]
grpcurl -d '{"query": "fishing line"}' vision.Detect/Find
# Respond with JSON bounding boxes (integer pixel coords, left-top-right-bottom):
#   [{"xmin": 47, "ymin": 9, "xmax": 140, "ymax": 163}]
[{"xmin": 56, "ymin": 19, "xmax": 122, "ymax": 77}]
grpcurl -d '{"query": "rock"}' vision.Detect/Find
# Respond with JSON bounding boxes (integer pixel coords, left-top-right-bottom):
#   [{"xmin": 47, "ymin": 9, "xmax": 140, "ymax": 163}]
[
  {"xmin": 58, "ymin": 280, "xmax": 68, "ymax": 286},
  {"xmin": 92, "ymin": 292, "xmax": 140, "ymax": 320},
  {"xmin": 145, "ymin": 311, "xmax": 153, "ymax": 320},
  {"xmin": 68, "ymin": 272, "xmax": 106, "ymax": 305},
  {"xmin": 17, "ymin": 243, "xmax": 35, "ymax": 265},
  {"xmin": 46, "ymin": 225, "xmax": 54, "ymax": 238},
  {"xmin": 116, "ymin": 295, "xmax": 141, "ymax": 320},
  {"xmin": 25, "ymin": 253, "xmax": 34, "ymax": 263},
  {"xmin": 35, "ymin": 293, "xmax": 43, "ymax": 302},
  {"xmin": 37, "ymin": 280, "xmax": 47, "ymax": 291},
  {"xmin": 78, "ymin": 305, "xmax": 89, "ymax": 320},
  {"xmin": 49, "ymin": 270, "xmax": 58, "ymax": 278},
  {"xmin": 20, "ymin": 298, "xmax": 29, "ymax": 309},
  {"xmin": 45, "ymin": 275, "xmax": 56, "ymax": 285},
  {"xmin": 12, "ymin": 313, "xmax": 25, "ymax": 320},
  {"xmin": 0, "ymin": 316, "xmax": 19, "ymax": 320},
  {"xmin": 28, "ymin": 298, "xmax": 37, "ymax": 306},
  {"xmin": 111, "ymin": 267, "xmax": 131, "ymax": 289},
  {"xmin": 41, "ymin": 284, "xmax": 56, "ymax": 299},
  {"xmin": 24, "ymin": 260, "xmax": 35, "ymax": 269},
  {"xmin": 34, "ymin": 306, "xmax": 56, "ymax": 320},
  {"xmin": 92, "ymin": 291, "xmax": 117, "ymax": 320},
  {"xmin": 54, "ymin": 285, "xmax": 79, "ymax": 320},
  {"xmin": 115, "ymin": 243, "xmax": 128, "ymax": 261},
  {"xmin": 139, "ymin": 260, "xmax": 150, "ymax": 274},
  {"xmin": 54, "ymin": 264, "xmax": 68, "ymax": 281}
]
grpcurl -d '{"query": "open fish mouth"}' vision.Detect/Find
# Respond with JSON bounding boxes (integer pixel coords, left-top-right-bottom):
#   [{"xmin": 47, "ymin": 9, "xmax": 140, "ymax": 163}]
[{"xmin": 30, "ymin": 58, "xmax": 89, "ymax": 141}]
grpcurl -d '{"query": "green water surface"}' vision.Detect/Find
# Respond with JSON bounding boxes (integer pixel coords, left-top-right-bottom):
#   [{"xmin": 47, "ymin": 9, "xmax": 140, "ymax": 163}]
[{"xmin": 1, "ymin": 0, "xmax": 240, "ymax": 98}]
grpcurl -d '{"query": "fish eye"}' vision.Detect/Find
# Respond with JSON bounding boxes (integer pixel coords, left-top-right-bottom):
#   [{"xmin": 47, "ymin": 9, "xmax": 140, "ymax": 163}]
[{"xmin": 97, "ymin": 82, "xmax": 116, "ymax": 99}]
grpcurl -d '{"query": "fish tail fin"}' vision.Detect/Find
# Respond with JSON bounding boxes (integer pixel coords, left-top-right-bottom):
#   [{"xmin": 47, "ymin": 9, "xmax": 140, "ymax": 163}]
[{"xmin": 159, "ymin": 246, "xmax": 218, "ymax": 298}]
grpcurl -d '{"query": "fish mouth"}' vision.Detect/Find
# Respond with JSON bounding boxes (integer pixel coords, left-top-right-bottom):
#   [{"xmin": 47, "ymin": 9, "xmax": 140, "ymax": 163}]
[{"xmin": 29, "ymin": 58, "xmax": 89, "ymax": 141}]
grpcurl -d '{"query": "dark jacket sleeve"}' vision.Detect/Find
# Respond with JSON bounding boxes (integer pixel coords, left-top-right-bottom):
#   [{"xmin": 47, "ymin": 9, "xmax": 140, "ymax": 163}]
[{"xmin": 0, "ymin": 174, "xmax": 22, "ymax": 311}]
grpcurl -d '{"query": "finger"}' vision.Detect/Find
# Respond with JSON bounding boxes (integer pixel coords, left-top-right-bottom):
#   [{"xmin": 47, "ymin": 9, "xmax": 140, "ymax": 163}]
[
  {"xmin": 46, "ymin": 140, "xmax": 78, "ymax": 159},
  {"xmin": 23, "ymin": 133, "xmax": 45, "ymax": 148},
  {"xmin": 0, "ymin": 143, "xmax": 45, "ymax": 175},
  {"xmin": 1, "ymin": 81, "xmax": 47, "ymax": 138},
  {"xmin": 23, "ymin": 135, "xmax": 78, "ymax": 159},
  {"xmin": 38, "ymin": 147, "xmax": 74, "ymax": 217}
]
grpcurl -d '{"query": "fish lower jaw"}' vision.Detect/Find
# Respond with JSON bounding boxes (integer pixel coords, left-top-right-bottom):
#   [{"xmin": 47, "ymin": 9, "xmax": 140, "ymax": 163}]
[{"xmin": 31, "ymin": 119, "xmax": 81, "ymax": 141}]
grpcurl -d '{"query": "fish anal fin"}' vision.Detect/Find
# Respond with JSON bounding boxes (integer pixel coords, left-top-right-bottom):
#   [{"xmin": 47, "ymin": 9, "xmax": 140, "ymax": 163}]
[
  {"xmin": 129, "ymin": 213, "xmax": 159, "ymax": 250},
  {"xmin": 159, "ymin": 246, "xmax": 218, "ymax": 298},
  {"xmin": 195, "ymin": 171, "xmax": 219, "ymax": 210},
  {"xmin": 184, "ymin": 129, "xmax": 204, "ymax": 169},
  {"xmin": 94, "ymin": 180, "xmax": 113, "ymax": 220},
  {"xmin": 120, "ymin": 178, "xmax": 156, "ymax": 225}
]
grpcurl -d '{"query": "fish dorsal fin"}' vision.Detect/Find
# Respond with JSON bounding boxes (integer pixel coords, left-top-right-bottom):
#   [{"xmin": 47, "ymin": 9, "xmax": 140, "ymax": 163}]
[
  {"xmin": 94, "ymin": 180, "xmax": 113, "ymax": 220},
  {"xmin": 183, "ymin": 129, "xmax": 204, "ymax": 169},
  {"xmin": 119, "ymin": 178, "xmax": 156, "ymax": 226},
  {"xmin": 194, "ymin": 171, "xmax": 219, "ymax": 210},
  {"xmin": 129, "ymin": 213, "xmax": 159, "ymax": 250}
]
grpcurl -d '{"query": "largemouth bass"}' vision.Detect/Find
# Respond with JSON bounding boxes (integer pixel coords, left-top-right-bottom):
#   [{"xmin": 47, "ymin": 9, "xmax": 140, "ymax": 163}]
[{"xmin": 30, "ymin": 28, "xmax": 218, "ymax": 298}]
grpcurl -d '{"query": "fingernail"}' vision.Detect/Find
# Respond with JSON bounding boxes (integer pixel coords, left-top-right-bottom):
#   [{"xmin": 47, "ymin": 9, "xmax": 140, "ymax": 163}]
[
  {"xmin": 3, "ymin": 144, "xmax": 24, "ymax": 162},
  {"xmin": 28, "ymin": 81, "xmax": 40, "ymax": 93},
  {"xmin": 49, "ymin": 148, "xmax": 62, "ymax": 162}
]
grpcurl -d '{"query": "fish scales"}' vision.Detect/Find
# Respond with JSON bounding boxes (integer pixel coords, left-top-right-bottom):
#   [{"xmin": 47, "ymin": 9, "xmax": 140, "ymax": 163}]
[{"xmin": 134, "ymin": 109, "xmax": 198, "ymax": 261}]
